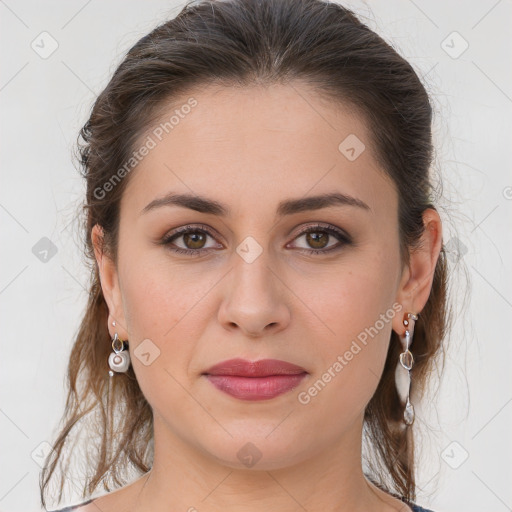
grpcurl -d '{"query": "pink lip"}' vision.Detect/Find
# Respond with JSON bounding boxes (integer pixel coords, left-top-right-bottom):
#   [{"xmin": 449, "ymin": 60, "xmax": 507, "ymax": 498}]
[
  {"xmin": 204, "ymin": 358, "xmax": 307, "ymax": 377},
  {"xmin": 203, "ymin": 358, "xmax": 308, "ymax": 401}
]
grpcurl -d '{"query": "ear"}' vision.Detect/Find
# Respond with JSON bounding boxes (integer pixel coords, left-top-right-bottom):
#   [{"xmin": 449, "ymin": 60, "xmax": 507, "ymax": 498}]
[
  {"xmin": 392, "ymin": 208, "xmax": 443, "ymax": 336},
  {"xmin": 91, "ymin": 224, "xmax": 129, "ymax": 340}
]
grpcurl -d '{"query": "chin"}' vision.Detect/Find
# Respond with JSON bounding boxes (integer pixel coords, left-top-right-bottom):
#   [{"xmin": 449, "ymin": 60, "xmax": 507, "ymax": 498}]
[{"xmin": 198, "ymin": 429, "xmax": 309, "ymax": 471}]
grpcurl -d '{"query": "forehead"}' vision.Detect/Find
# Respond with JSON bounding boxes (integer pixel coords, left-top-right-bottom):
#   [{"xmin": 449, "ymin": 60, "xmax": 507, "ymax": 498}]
[{"xmin": 121, "ymin": 83, "xmax": 397, "ymax": 222}]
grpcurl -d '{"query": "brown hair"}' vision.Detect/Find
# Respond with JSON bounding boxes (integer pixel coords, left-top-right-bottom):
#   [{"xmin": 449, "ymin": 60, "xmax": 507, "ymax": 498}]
[{"xmin": 40, "ymin": 0, "xmax": 459, "ymax": 507}]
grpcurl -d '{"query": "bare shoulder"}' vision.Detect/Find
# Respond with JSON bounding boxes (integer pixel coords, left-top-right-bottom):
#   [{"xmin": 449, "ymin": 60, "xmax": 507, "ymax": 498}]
[
  {"xmin": 67, "ymin": 493, "xmax": 127, "ymax": 512},
  {"xmin": 46, "ymin": 492, "xmax": 126, "ymax": 512},
  {"xmin": 72, "ymin": 475, "xmax": 149, "ymax": 512},
  {"xmin": 75, "ymin": 496, "xmax": 114, "ymax": 512},
  {"xmin": 73, "ymin": 498, "xmax": 100, "ymax": 512}
]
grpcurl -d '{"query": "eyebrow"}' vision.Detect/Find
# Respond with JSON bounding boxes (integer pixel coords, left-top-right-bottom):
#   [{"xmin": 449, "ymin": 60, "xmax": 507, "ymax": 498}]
[{"xmin": 140, "ymin": 191, "xmax": 371, "ymax": 217}]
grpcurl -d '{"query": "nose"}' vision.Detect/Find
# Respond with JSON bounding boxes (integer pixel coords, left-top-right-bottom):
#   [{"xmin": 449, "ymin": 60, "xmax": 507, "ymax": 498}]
[{"xmin": 218, "ymin": 252, "xmax": 291, "ymax": 338}]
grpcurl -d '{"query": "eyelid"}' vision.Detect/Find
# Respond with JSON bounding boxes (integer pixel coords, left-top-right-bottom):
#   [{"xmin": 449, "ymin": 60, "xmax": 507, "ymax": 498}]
[
  {"xmin": 163, "ymin": 223, "xmax": 222, "ymax": 241},
  {"xmin": 291, "ymin": 222, "xmax": 351, "ymax": 240},
  {"xmin": 160, "ymin": 223, "xmax": 223, "ymax": 248},
  {"xmin": 161, "ymin": 222, "xmax": 351, "ymax": 255},
  {"xmin": 286, "ymin": 223, "xmax": 352, "ymax": 250}
]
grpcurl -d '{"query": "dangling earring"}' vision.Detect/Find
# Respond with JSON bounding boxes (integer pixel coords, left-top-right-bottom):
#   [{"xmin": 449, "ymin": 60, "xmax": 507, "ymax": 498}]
[
  {"xmin": 394, "ymin": 312, "xmax": 419, "ymax": 426},
  {"xmin": 108, "ymin": 320, "xmax": 130, "ymax": 376}
]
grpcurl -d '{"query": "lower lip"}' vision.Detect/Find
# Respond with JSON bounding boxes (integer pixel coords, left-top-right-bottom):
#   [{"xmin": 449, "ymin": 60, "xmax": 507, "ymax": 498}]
[{"xmin": 204, "ymin": 373, "xmax": 308, "ymax": 401}]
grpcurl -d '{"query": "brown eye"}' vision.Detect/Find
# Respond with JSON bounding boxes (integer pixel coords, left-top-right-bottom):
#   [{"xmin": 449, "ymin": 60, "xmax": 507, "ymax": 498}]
[
  {"xmin": 289, "ymin": 224, "xmax": 352, "ymax": 255},
  {"xmin": 182, "ymin": 231, "xmax": 207, "ymax": 250},
  {"xmin": 304, "ymin": 231, "xmax": 329, "ymax": 250},
  {"xmin": 161, "ymin": 225, "xmax": 222, "ymax": 256},
  {"xmin": 161, "ymin": 223, "xmax": 351, "ymax": 257}
]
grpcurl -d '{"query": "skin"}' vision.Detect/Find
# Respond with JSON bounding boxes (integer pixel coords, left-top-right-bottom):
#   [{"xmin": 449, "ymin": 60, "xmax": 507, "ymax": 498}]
[{"xmin": 89, "ymin": 82, "xmax": 442, "ymax": 512}]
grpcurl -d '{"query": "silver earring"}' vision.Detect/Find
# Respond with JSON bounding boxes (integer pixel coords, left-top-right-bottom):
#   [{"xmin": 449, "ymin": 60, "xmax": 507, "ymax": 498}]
[
  {"xmin": 108, "ymin": 320, "xmax": 130, "ymax": 376},
  {"xmin": 394, "ymin": 312, "xmax": 418, "ymax": 426}
]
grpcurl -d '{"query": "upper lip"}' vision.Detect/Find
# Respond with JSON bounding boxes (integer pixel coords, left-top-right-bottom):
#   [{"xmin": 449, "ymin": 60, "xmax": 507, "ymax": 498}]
[{"xmin": 203, "ymin": 358, "xmax": 308, "ymax": 377}]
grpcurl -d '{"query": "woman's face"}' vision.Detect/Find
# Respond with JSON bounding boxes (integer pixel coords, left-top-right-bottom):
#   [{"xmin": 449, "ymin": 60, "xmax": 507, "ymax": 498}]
[{"xmin": 94, "ymin": 83, "xmax": 432, "ymax": 470}]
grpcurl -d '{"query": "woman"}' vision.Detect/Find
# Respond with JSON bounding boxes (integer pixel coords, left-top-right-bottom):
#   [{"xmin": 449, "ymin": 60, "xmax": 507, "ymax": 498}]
[{"xmin": 40, "ymin": 0, "xmax": 452, "ymax": 511}]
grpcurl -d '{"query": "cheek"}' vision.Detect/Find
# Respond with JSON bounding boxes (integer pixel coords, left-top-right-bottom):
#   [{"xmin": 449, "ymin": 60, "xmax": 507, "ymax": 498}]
[
  {"xmin": 319, "ymin": 255, "xmax": 396, "ymax": 343},
  {"xmin": 118, "ymin": 263, "xmax": 202, "ymax": 413},
  {"xmin": 119, "ymin": 245, "xmax": 209, "ymax": 339},
  {"xmin": 303, "ymin": 251, "xmax": 398, "ymax": 400},
  {"xmin": 117, "ymin": 253, "xmax": 219, "ymax": 396}
]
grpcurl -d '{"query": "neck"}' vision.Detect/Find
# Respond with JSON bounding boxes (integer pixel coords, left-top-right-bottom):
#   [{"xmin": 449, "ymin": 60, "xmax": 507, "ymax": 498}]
[{"xmin": 133, "ymin": 412, "xmax": 402, "ymax": 512}]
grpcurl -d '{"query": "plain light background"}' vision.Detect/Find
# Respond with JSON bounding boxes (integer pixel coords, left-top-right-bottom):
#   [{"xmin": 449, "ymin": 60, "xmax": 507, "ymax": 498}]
[{"xmin": 1, "ymin": 1, "xmax": 511, "ymax": 511}]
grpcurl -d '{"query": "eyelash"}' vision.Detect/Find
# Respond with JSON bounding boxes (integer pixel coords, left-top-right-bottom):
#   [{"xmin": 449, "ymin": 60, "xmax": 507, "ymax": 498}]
[{"xmin": 160, "ymin": 223, "xmax": 352, "ymax": 257}]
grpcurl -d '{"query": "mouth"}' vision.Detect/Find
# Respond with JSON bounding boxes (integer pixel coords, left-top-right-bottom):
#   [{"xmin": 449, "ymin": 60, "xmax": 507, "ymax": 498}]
[{"xmin": 202, "ymin": 358, "xmax": 308, "ymax": 401}]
